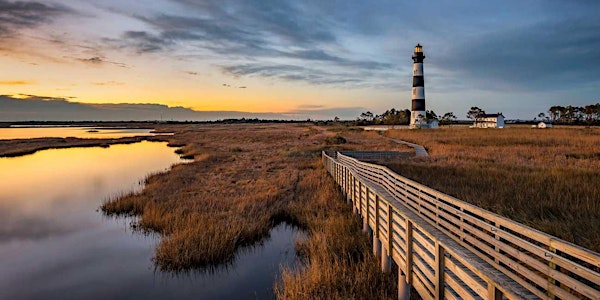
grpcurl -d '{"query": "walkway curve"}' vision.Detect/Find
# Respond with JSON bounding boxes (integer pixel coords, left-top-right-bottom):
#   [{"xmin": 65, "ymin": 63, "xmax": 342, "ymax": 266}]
[{"xmin": 389, "ymin": 138, "xmax": 429, "ymax": 157}]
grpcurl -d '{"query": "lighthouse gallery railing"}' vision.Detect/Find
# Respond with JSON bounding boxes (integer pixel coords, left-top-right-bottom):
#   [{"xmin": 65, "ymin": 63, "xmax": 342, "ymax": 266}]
[{"xmin": 322, "ymin": 151, "xmax": 600, "ymax": 299}]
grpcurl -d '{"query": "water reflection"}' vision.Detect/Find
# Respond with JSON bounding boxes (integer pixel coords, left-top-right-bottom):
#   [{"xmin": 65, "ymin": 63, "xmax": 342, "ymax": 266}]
[
  {"xmin": 0, "ymin": 126, "xmax": 166, "ymax": 140},
  {"xmin": 0, "ymin": 141, "xmax": 302, "ymax": 299}
]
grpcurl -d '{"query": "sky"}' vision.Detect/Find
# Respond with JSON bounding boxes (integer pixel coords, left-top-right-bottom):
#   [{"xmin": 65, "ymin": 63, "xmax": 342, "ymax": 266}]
[{"xmin": 1, "ymin": 0, "xmax": 599, "ymax": 120}]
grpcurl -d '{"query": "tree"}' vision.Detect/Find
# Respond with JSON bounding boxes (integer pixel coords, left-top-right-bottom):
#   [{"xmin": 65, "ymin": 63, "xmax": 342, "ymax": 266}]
[
  {"xmin": 359, "ymin": 111, "xmax": 374, "ymax": 122},
  {"xmin": 537, "ymin": 112, "xmax": 548, "ymax": 121},
  {"xmin": 548, "ymin": 106, "xmax": 564, "ymax": 123},
  {"xmin": 466, "ymin": 107, "xmax": 485, "ymax": 120},
  {"xmin": 425, "ymin": 110, "xmax": 438, "ymax": 121},
  {"xmin": 440, "ymin": 112, "xmax": 457, "ymax": 125},
  {"xmin": 376, "ymin": 108, "xmax": 410, "ymax": 125},
  {"xmin": 547, "ymin": 103, "xmax": 600, "ymax": 125}
]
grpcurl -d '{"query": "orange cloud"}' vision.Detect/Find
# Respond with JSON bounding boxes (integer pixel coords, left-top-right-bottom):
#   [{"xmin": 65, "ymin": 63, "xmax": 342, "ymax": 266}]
[
  {"xmin": 0, "ymin": 80, "xmax": 33, "ymax": 85},
  {"xmin": 92, "ymin": 81, "xmax": 125, "ymax": 86}
]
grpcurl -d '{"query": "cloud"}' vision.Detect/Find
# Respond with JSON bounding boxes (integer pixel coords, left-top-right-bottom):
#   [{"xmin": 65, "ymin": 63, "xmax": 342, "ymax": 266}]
[
  {"xmin": 118, "ymin": 31, "xmax": 172, "ymax": 53},
  {"xmin": 92, "ymin": 81, "xmax": 124, "ymax": 86},
  {"xmin": 297, "ymin": 104, "xmax": 324, "ymax": 109},
  {"xmin": 105, "ymin": 1, "xmax": 396, "ymax": 88},
  {"xmin": 77, "ymin": 56, "xmax": 128, "ymax": 68},
  {"xmin": 221, "ymin": 63, "xmax": 372, "ymax": 86},
  {"xmin": 436, "ymin": 16, "xmax": 600, "ymax": 92},
  {"xmin": 0, "ymin": 80, "xmax": 33, "ymax": 85},
  {"xmin": 0, "ymin": 95, "xmax": 293, "ymax": 121},
  {"xmin": 0, "ymin": 1, "xmax": 74, "ymax": 38}
]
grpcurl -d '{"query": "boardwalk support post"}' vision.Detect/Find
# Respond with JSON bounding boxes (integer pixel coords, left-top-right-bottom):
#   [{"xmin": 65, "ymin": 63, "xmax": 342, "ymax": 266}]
[
  {"xmin": 381, "ymin": 247, "xmax": 391, "ymax": 273},
  {"xmin": 373, "ymin": 237, "xmax": 382, "ymax": 257},
  {"xmin": 398, "ymin": 272, "xmax": 410, "ymax": 300}
]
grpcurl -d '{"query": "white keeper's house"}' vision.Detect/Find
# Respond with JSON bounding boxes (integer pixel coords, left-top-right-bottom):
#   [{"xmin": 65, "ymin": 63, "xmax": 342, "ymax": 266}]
[{"xmin": 472, "ymin": 113, "xmax": 505, "ymax": 128}]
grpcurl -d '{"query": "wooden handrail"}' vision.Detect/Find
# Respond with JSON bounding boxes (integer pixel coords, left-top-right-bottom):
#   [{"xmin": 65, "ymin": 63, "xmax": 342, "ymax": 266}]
[{"xmin": 323, "ymin": 151, "xmax": 600, "ymax": 300}]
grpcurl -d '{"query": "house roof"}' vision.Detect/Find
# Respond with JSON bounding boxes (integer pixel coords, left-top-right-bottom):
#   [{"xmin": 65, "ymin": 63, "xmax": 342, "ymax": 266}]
[{"xmin": 478, "ymin": 113, "xmax": 504, "ymax": 118}]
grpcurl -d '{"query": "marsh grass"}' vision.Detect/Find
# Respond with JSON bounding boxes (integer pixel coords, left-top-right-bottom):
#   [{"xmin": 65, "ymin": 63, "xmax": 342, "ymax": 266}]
[
  {"xmin": 386, "ymin": 126, "xmax": 600, "ymax": 251},
  {"xmin": 101, "ymin": 124, "xmax": 404, "ymax": 298},
  {"xmin": 0, "ymin": 136, "xmax": 156, "ymax": 157}
]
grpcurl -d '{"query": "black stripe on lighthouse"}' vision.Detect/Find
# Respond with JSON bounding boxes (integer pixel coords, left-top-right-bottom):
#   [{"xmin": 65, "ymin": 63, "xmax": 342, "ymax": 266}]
[
  {"xmin": 412, "ymin": 76, "xmax": 424, "ymax": 87},
  {"xmin": 412, "ymin": 99, "xmax": 425, "ymax": 111}
]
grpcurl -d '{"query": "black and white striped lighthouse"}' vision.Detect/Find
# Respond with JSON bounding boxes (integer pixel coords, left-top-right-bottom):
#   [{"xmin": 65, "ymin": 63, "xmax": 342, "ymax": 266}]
[{"xmin": 410, "ymin": 44, "xmax": 426, "ymax": 128}]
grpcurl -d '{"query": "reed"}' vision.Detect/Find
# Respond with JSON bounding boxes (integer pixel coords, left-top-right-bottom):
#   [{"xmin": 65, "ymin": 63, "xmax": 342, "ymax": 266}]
[{"xmin": 101, "ymin": 123, "xmax": 403, "ymax": 297}]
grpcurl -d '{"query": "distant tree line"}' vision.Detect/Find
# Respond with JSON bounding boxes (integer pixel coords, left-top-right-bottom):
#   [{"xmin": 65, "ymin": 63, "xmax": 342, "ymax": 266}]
[
  {"xmin": 356, "ymin": 108, "xmax": 458, "ymax": 125},
  {"xmin": 357, "ymin": 108, "xmax": 411, "ymax": 125},
  {"xmin": 538, "ymin": 103, "xmax": 600, "ymax": 125}
]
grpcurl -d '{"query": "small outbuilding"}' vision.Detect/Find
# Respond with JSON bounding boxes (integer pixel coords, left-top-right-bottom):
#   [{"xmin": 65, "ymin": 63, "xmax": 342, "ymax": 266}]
[
  {"xmin": 537, "ymin": 121, "xmax": 553, "ymax": 129},
  {"xmin": 472, "ymin": 113, "xmax": 505, "ymax": 128}
]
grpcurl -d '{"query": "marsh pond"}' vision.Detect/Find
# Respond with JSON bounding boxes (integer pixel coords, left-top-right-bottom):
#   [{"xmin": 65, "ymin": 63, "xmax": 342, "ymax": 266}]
[{"xmin": 0, "ymin": 131, "xmax": 303, "ymax": 299}]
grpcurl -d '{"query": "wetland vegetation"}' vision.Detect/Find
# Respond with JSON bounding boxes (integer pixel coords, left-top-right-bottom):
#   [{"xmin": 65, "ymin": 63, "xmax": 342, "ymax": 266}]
[
  {"xmin": 7, "ymin": 122, "xmax": 599, "ymax": 298},
  {"xmin": 385, "ymin": 126, "xmax": 600, "ymax": 252},
  {"xmin": 101, "ymin": 124, "xmax": 403, "ymax": 299}
]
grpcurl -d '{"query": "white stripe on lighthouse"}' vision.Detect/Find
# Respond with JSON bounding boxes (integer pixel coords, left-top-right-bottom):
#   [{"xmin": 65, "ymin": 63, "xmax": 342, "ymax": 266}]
[
  {"xmin": 413, "ymin": 63, "xmax": 423, "ymax": 76},
  {"xmin": 412, "ymin": 86, "xmax": 425, "ymax": 99}
]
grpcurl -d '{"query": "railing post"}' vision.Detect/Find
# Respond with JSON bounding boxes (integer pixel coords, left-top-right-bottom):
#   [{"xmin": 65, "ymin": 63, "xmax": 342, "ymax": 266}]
[
  {"xmin": 354, "ymin": 178, "xmax": 359, "ymax": 213},
  {"xmin": 357, "ymin": 180, "xmax": 362, "ymax": 216},
  {"xmin": 387, "ymin": 203, "xmax": 393, "ymax": 261},
  {"xmin": 405, "ymin": 219, "xmax": 413, "ymax": 286},
  {"xmin": 548, "ymin": 246, "xmax": 558, "ymax": 299},
  {"xmin": 459, "ymin": 207, "xmax": 465, "ymax": 242},
  {"xmin": 366, "ymin": 187, "xmax": 370, "ymax": 232},
  {"xmin": 353, "ymin": 176, "xmax": 358, "ymax": 215},
  {"xmin": 493, "ymin": 221, "xmax": 500, "ymax": 264},
  {"xmin": 375, "ymin": 193, "xmax": 380, "ymax": 238},
  {"xmin": 343, "ymin": 167, "xmax": 347, "ymax": 198},
  {"xmin": 435, "ymin": 242, "xmax": 445, "ymax": 299},
  {"xmin": 345, "ymin": 169, "xmax": 351, "ymax": 205},
  {"xmin": 487, "ymin": 283, "xmax": 502, "ymax": 300}
]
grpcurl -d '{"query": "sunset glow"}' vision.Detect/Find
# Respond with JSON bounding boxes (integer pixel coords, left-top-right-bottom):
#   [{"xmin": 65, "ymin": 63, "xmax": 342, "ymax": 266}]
[{"xmin": 1, "ymin": 1, "xmax": 599, "ymax": 120}]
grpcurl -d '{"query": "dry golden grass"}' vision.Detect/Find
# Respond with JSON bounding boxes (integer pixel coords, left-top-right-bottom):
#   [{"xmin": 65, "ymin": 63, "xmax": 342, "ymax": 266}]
[
  {"xmin": 385, "ymin": 126, "xmax": 600, "ymax": 251},
  {"xmin": 276, "ymin": 156, "xmax": 397, "ymax": 299},
  {"xmin": 101, "ymin": 123, "xmax": 404, "ymax": 298}
]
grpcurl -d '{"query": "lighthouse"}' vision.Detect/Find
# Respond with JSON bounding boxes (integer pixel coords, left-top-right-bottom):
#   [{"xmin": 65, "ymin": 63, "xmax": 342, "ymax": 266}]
[{"xmin": 410, "ymin": 44, "xmax": 427, "ymax": 128}]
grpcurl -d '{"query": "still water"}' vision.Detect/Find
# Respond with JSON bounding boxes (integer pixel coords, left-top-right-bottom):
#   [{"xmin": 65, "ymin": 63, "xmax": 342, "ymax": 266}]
[
  {"xmin": 0, "ymin": 126, "xmax": 165, "ymax": 139},
  {"xmin": 0, "ymin": 141, "xmax": 302, "ymax": 299}
]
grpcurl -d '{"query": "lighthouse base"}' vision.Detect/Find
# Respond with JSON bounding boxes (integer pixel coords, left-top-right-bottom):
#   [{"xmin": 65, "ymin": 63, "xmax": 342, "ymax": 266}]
[{"xmin": 410, "ymin": 119, "xmax": 439, "ymax": 129}]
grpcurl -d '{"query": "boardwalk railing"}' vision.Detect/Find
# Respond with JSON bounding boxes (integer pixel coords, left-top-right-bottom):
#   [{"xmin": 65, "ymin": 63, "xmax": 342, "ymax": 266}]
[{"xmin": 322, "ymin": 151, "xmax": 600, "ymax": 300}]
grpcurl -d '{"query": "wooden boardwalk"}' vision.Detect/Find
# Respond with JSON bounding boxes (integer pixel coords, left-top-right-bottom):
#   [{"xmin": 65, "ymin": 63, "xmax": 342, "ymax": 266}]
[
  {"xmin": 389, "ymin": 138, "xmax": 429, "ymax": 157},
  {"xmin": 322, "ymin": 151, "xmax": 600, "ymax": 300}
]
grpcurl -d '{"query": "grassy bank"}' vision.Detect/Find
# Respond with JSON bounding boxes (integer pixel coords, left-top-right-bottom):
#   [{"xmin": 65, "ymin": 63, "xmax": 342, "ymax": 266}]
[
  {"xmin": 101, "ymin": 124, "xmax": 405, "ymax": 298},
  {"xmin": 386, "ymin": 126, "xmax": 600, "ymax": 252},
  {"xmin": 0, "ymin": 136, "xmax": 167, "ymax": 157}
]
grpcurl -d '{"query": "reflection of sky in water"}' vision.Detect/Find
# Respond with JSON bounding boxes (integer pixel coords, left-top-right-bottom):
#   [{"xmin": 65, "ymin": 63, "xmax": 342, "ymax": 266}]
[
  {"xmin": 0, "ymin": 127, "xmax": 167, "ymax": 139},
  {"xmin": 0, "ymin": 142, "xmax": 302, "ymax": 299}
]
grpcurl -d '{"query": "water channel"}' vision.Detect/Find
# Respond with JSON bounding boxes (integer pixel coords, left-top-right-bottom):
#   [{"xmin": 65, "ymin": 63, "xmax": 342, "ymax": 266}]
[
  {"xmin": 0, "ymin": 135, "xmax": 302, "ymax": 299},
  {"xmin": 0, "ymin": 126, "xmax": 165, "ymax": 140}
]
